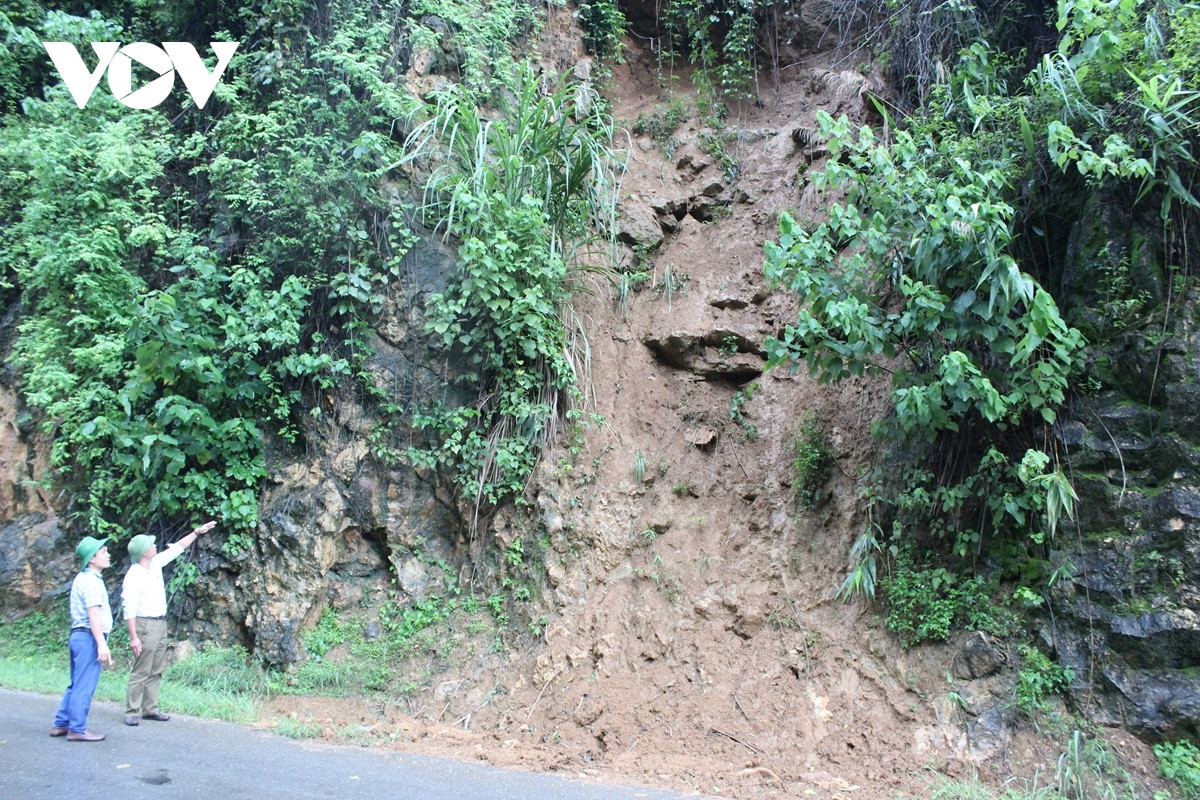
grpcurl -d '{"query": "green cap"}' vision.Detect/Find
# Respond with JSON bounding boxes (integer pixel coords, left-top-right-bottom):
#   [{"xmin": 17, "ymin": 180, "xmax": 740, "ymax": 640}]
[
  {"xmin": 127, "ymin": 534, "xmax": 156, "ymax": 563},
  {"xmin": 76, "ymin": 536, "xmax": 110, "ymax": 569}
]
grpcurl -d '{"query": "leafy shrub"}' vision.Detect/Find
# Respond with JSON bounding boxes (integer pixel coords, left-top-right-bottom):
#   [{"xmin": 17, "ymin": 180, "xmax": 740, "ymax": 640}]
[
  {"xmin": 0, "ymin": 608, "xmax": 70, "ymax": 659},
  {"xmin": 631, "ymin": 98, "xmax": 689, "ymax": 144},
  {"xmin": 576, "ymin": 0, "xmax": 626, "ymax": 63},
  {"xmin": 882, "ymin": 549, "xmax": 1007, "ymax": 648},
  {"xmin": 302, "ymin": 609, "xmax": 352, "ymax": 660},
  {"xmin": 1014, "ymin": 644, "xmax": 1073, "ymax": 717},
  {"xmin": 764, "ymin": 111, "xmax": 1084, "ymax": 554},
  {"xmin": 399, "ymin": 64, "xmax": 622, "ymax": 524},
  {"xmin": 1, "ymin": 1, "xmax": 417, "ymax": 549},
  {"xmin": 407, "ymin": 0, "xmax": 541, "ymax": 97},
  {"xmin": 793, "ymin": 412, "xmax": 833, "ymax": 510},
  {"xmin": 1154, "ymin": 739, "xmax": 1200, "ymax": 799},
  {"xmin": 661, "ymin": 0, "xmax": 773, "ymax": 106},
  {"xmin": 758, "ymin": 0, "xmax": 1200, "ymax": 591}
]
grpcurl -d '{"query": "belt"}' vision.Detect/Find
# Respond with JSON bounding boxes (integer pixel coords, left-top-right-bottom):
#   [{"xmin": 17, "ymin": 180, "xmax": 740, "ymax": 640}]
[
  {"xmin": 137, "ymin": 615, "xmax": 166, "ymax": 620},
  {"xmin": 70, "ymin": 629, "xmax": 109, "ymax": 638}
]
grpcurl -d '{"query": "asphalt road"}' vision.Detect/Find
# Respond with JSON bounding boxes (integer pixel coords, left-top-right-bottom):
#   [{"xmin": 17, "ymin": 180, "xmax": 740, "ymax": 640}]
[{"xmin": 0, "ymin": 689, "xmax": 689, "ymax": 800}]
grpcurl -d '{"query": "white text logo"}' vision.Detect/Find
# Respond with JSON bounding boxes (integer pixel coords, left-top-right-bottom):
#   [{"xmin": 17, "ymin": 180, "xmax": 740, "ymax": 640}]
[{"xmin": 41, "ymin": 42, "xmax": 239, "ymax": 109}]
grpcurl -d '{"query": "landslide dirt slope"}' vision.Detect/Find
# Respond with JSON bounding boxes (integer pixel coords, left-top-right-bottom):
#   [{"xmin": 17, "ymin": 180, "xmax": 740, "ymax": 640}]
[
  {"xmin": 296, "ymin": 32, "xmax": 970, "ymax": 800},
  {"xmin": 268, "ymin": 23, "xmax": 1170, "ymax": 800},
  {"xmin": 449, "ymin": 43, "xmax": 955, "ymax": 799}
]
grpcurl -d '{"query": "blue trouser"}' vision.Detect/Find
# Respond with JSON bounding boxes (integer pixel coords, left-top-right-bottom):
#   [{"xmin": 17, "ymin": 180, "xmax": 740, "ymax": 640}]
[{"xmin": 54, "ymin": 629, "xmax": 104, "ymax": 733}]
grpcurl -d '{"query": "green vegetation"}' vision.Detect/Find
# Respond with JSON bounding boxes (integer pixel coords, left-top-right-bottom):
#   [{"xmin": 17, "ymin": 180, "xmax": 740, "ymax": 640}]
[
  {"xmin": 157, "ymin": 646, "xmax": 269, "ymax": 722},
  {"xmin": 576, "ymin": 0, "xmax": 627, "ymax": 65},
  {"xmin": 671, "ymin": 478, "xmax": 697, "ymax": 497},
  {"xmin": 765, "ymin": 111, "xmax": 1084, "ymax": 560},
  {"xmin": 272, "ymin": 718, "xmax": 325, "ymax": 739},
  {"xmin": 792, "ymin": 411, "xmax": 833, "ymax": 510},
  {"xmin": 398, "ymin": 63, "xmax": 622, "ymax": 530},
  {"xmin": 766, "ymin": 0, "xmax": 1199, "ymax": 652},
  {"xmin": 1015, "ymin": 644, "xmax": 1074, "ymax": 717},
  {"xmin": 881, "ymin": 548, "xmax": 1011, "ymax": 648},
  {"xmin": 660, "ymin": 0, "xmax": 777, "ymax": 110},
  {"xmin": 836, "ymin": 525, "xmax": 883, "ymax": 601},
  {"xmin": 0, "ymin": 0, "xmax": 418, "ymax": 550},
  {"xmin": 653, "ymin": 265, "xmax": 689, "ymax": 308},
  {"xmin": 1056, "ymin": 728, "xmax": 1142, "ymax": 799},
  {"xmin": 1, "ymin": 0, "xmax": 623, "ymax": 574},
  {"xmin": 286, "ymin": 594, "xmax": 464, "ymax": 694},
  {"xmin": 408, "ymin": 0, "xmax": 541, "ymax": 97},
  {"xmin": 631, "ymin": 98, "xmax": 690, "ymax": 145},
  {"xmin": 0, "ymin": 578, "xmax": 517, "ymax": 717},
  {"xmin": 928, "ymin": 729, "xmax": 1145, "ymax": 799},
  {"xmin": 697, "ymin": 128, "xmax": 739, "ymax": 182},
  {"xmin": 729, "ymin": 380, "xmax": 757, "ymax": 438},
  {"xmin": 634, "ymin": 554, "xmax": 684, "ymax": 603},
  {"xmin": 1155, "ymin": 739, "xmax": 1200, "ymax": 799},
  {"xmin": 0, "ymin": 609, "xmax": 261, "ymax": 722}
]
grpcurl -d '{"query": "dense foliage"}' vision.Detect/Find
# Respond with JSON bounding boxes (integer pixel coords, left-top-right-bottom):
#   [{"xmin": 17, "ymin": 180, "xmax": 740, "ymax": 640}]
[
  {"xmin": 765, "ymin": 0, "xmax": 1199, "ymax": 626},
  {"xmin": 399, "ymin": 65, "xmax": 622, "ymax": 528},
  {"xmin": 0, "ymin": 0, "xmax": 618, "ymax": 555},
  {"xmin": 0, "ymin": 0, "xmax": 422, "ymax": 548},
  {"xmin": 1155, "ymin": 738, "xmax": 1200, "ymax": 799}
]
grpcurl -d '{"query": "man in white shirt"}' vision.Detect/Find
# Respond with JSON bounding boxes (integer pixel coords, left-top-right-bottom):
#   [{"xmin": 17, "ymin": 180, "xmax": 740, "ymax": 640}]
[{"xmin": 120, "ymin": 520, "xmax": 216, "ymax": 727}]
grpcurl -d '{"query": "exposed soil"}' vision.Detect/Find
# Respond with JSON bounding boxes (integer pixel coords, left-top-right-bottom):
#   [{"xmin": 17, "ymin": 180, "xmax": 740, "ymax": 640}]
[{"xmin": 255, "ymin": 21, "xmax": 1173, "ymax": 800}]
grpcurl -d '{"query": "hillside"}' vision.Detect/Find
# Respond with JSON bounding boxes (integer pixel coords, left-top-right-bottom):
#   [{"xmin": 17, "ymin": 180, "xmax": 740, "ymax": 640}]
[{"xmin": 1, "ymin": 1, "xmax": 1198, "ymax": 799}]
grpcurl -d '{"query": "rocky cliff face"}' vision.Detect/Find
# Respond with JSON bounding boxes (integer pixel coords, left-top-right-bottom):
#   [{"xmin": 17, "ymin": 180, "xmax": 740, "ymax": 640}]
[
  {"xmin": 0, "ymin": 300, "xmax": 70, "ymax": 613},
  {"xmin": 178, "ymin": 235, "xmax": 464, "ymax": 665},
  {"xmin": 1052, "ymin": 279, "xmax": 1200, "ymax": 740},
  {"xmin": 0, "ymin": 234, "xmax": 470, "ymax": 669}
]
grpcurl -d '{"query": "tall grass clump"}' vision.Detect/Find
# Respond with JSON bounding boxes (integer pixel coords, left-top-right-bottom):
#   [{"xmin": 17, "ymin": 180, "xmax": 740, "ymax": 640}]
[
  {"xmin": 158, "ymin": 646, "xmax": 269, "ymax": 723},
  {"xmin": 396, "ymin": 62, "xmax": 624, "ymax": 532}
]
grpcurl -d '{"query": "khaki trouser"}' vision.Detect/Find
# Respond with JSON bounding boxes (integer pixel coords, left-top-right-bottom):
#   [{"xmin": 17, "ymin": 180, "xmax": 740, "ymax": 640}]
[{"xmin": 125, "ymin": 617, "xmax": 168, "ymax": 716}]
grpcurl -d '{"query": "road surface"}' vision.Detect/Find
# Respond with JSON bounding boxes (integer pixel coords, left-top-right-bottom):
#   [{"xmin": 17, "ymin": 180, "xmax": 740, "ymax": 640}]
[{"xmin": 0, "ymin": 689, "xmax": 692, "ymax": 800}]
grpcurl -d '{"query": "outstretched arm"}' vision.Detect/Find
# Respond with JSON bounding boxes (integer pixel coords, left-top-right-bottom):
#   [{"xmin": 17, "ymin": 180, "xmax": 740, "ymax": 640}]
[
  {"xmin": 174, "ymin": 520, "xmax": 216, "ymax": 550},
  {"xmin": 158, "ymin": 520, "xmax": 217, "ymax": 567}
]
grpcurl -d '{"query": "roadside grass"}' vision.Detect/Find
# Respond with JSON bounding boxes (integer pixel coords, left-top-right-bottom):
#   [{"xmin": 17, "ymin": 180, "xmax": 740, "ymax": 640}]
[
  {"xmin": 925, "ymin": 728, "xmax": 1152, "ymax": 800},
  {"xmin": 0, "ymin": 608, "xmax": 262, "ymax": 724},
  {"xmin": 0, "ymin": 598, "xmax": 507, "ymax": 731},
  {"xmin": 0, "ymin": 644, "xmax": 263, "ymax": 725},
  {"xmin": 272, "ymin": 717, "xmax": 325, "ymax": 739},
  {"xmin": 929, "ymin": 774, "xmax": 1057, "ymax": 799},
  {"xmin": 0, "ymin": 653, "xmax": 129, "ymax": 701}
]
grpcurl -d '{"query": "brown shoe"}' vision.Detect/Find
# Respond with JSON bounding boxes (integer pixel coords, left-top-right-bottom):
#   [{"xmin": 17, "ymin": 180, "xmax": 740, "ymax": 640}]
[
  {"xmin": 141, "ymin": 712, "xmax": 170, "ymax": 721},
  {"xmin": 124, "ymin": 715, "xmax": 140, "ymax": 726},
  {"xmin": 49, "ymin": 726, "xmax": 68, "ymax": 737},
  {"xmin": 66, "ymin": 730, "xmax": 106, "ymax": 742}
]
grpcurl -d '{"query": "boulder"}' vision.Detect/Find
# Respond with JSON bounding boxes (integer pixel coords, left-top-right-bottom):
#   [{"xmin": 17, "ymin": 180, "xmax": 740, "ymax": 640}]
[
  {"xmin": 642, "ymin": 329, "xmax": 766, "ymax": 382},
  {"xmin": 616, "ymin": 202, "xmax": 664, "ymax": 252},
  {"xmin": 954, "ymin": 632, "xmax": 1006, "ymax": 680}
]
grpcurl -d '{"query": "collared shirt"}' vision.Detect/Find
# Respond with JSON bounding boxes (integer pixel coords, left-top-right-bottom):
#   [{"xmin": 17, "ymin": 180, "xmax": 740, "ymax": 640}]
[
  {"xmin": 120, "ymin": 542, "xmax": 185, "ymax": 620},
  {"xmin": 69, "ymin": 569, "xmax": 113, "ymax": 634}
]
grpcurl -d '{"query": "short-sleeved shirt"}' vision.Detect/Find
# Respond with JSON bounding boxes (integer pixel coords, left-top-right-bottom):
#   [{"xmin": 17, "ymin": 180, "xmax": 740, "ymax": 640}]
[{"xmin": 69, "ymin": 569, "xmax": 113, "ymax": 634}]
